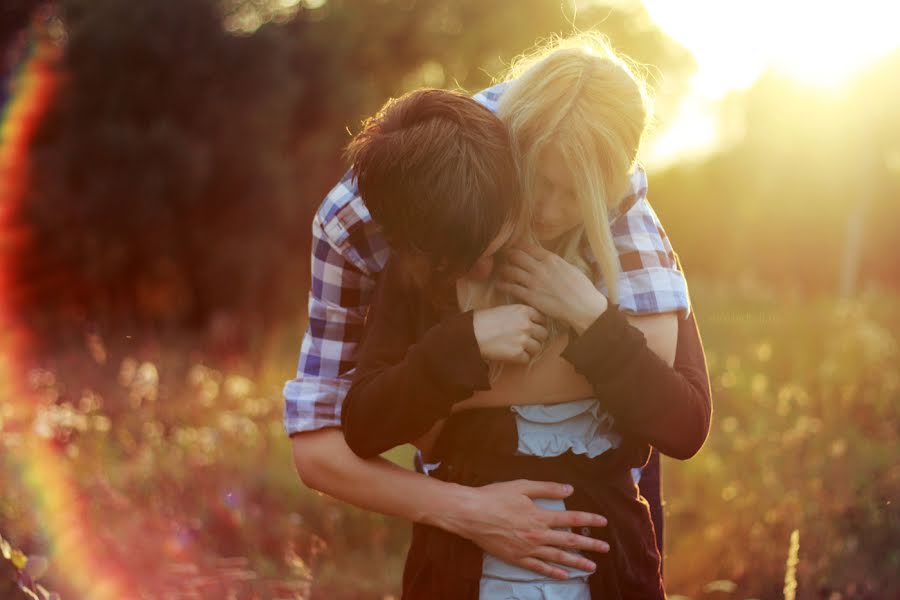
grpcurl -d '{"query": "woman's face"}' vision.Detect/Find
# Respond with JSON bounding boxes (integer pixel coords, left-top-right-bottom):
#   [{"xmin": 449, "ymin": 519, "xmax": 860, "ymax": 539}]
[{"xmin": 532, "ymin": 145, "xmax": 581, "ymax": 242}]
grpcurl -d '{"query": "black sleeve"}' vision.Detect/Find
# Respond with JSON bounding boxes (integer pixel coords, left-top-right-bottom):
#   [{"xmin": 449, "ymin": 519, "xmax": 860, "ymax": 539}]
[
  {"xmin": 561, "ymin": 304, "xmax": 712, "ymax": 460},
  {"xmin": 341, "ymin": 261, "xmax": 491, "ymax": 458}
]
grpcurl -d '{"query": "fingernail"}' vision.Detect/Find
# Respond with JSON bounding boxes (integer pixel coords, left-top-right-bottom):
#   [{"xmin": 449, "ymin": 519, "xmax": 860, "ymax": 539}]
[
  {"xmin": 583, "ymin": 561, "xmax": 596, "ymax": 571},
  {"xmin": 563, "ymin": 484, "xmax": 574, "ymax": 493},
  {"xmin": 597, "ymin": 542, "xmax": 610, "ymax": 553}
]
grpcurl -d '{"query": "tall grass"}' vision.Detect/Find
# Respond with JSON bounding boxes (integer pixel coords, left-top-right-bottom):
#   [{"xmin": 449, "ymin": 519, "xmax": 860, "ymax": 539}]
[
  {"xmin": 0, "ymin": 284, "xmax": 897, "ymax": 598},
  {"xmin": 784, "ymin": 529, "xmax": 799, "ymax": 600}
]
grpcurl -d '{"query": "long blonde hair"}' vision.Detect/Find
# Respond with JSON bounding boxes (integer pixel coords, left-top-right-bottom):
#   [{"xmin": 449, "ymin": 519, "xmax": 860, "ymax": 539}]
[{"xmin": 461, "ymin": 32, "xmax": 652, "ymax": 378}]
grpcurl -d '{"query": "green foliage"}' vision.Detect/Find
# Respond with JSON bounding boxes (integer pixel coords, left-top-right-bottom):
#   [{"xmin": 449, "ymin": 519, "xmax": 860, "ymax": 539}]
[
  {"xmin": 1, "ymin": 1, "xmax": 45, "ymax": 49},
  {"xmin": 6, "ymin": 0, "xmax": 693, "ymax": 362},
  {"xmin": 11, "ymin": 0, "xmax": 307, "ymax": 358}
]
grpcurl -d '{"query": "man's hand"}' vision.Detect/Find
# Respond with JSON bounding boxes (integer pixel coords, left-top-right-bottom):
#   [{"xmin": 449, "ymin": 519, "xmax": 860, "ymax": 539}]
[
  {"xmin": 432, "ymin": 479, "xmax": 609, "ymax": 579},
  {"xmin": 293, "ymin": 430, "xmax": 608, "ymax": 581},
  {"xmin": 473, "ymin": 304, "xmax": 548, "ymax": 364}
]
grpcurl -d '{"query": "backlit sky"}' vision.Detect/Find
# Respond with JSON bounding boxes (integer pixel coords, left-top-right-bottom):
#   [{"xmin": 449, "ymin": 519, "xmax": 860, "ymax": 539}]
[{"xmin": 635, "ymin": 0, "xmax": 900, "ymax": 167}]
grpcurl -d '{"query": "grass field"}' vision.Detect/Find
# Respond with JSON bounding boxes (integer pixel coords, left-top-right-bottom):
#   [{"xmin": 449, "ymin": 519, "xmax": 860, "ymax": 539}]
[{"xmin": 1, "ymin": 282, "xmax": 897, "ymax": 599}]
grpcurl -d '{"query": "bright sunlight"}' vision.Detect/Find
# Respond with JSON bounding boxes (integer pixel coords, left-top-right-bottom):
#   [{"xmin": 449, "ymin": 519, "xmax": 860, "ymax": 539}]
[{"xmin": 640, "ymin": 0, "xmax": 900, "ymax": 166}]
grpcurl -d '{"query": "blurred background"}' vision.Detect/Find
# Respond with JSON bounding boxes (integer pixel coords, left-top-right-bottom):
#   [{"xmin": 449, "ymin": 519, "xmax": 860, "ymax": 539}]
[{"xmin": 0, "ymin": 0, "xmax": 897, "ymax": 598}]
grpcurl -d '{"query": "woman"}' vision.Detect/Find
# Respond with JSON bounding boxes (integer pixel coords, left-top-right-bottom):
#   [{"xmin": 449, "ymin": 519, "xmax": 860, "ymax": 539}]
[{"xmin": 342, "ymin": 33, "xmax": 710, "ymax": 599}]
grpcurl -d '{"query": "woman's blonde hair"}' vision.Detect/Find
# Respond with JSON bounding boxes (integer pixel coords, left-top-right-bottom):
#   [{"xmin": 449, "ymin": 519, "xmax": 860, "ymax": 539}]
[{"xmin": 460, "ymin": 32, "xmax": 653, "ymax": 378}]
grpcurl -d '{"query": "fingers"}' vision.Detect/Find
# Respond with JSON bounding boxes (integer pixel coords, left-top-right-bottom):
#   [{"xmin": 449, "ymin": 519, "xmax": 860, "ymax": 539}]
[
  {"xmin": 499, "ymin": 264, "xmax": 531, "ymax": 286},
  {"xmin": 498, "ymin": 281, "xmax": 533, "ymax": 305},
  {"xmin": 531, "ymin": 322, "xmax": 549, "ymax": 342},
  {"xmin": 530, "ymin": 545, "xmax": 597, "ymax": 573},
  {"xmin": 511, "ymin": 242, "xmax": 552, "ymax": 262},
  {"xmin": 524, "ymin": 306, "xmax": 547, "ymax": 325},
  {"xmin": 524, "ymin": 337, "xmax": 542, "ymax": 357},
  {"xmin": 536, "ymin": 528, "xmax": 610, "ymax": 554},
  {"xmin": 512, "ymin": 351, "xmax": 531, "ymax": 364},
  {"xmin": 514, "ymin": 479, "xmax": 574, "ymax": 500},
  {"xmin": 506, "ymin": 248, "xmax": 542, "ymax": 271},
  {"xmin": 543, "ymin": 507, "xmax": 608, "ymax": 529},
  {"xmin": 514, "ymin": 304, "xmax": 544, "ymax": 323},
  {"xmin": 512, "ymin": 557, "xmax": 570, "ymax": 581}
]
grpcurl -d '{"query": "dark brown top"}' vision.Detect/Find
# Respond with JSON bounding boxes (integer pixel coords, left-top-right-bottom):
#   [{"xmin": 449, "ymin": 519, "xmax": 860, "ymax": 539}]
[
  {"xmin": 341, "ymin": 257, "xmax": 713, "ymax": 599},
  {"xmin": 341, "ymin": 257, "xmax": 712, "ymax": 462}
]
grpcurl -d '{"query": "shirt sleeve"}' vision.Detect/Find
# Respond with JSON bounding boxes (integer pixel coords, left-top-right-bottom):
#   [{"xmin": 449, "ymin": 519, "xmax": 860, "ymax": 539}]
[
  {"xmin": 560, "ymin": 302, "xmax": 712, "ymax": 460},
  {"xmin": 282, "ymin": 190, "xmax": 379, "ymax": 436},
  {"xmin": 608, "ymin": 168, "xmax": 692, "ymax": 319},
  {"xmin": 341, "ymin": 260, "xmax": 491, "ymax": 459}
]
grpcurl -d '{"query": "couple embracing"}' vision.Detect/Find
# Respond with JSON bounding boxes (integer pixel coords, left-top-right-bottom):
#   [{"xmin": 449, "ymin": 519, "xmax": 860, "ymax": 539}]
[{"xmin": 285, "ymin": 32, "xmax": 712, "ymax": 599}]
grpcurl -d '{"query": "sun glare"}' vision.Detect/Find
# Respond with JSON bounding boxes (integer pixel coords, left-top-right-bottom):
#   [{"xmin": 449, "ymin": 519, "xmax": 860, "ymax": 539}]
[
  {"xmin": 643, "ymin": 0, "xmax": 900, "ymax": 91},
  {"xmin": 638, "ymin": 0, "xmax": 900, "ymax": 166}
]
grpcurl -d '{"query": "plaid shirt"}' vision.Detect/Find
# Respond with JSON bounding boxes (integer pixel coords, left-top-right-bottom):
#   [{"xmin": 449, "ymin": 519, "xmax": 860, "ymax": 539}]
[{"xmin": 283, "ymin": 83, "xmax": 691, "ymax": 436}]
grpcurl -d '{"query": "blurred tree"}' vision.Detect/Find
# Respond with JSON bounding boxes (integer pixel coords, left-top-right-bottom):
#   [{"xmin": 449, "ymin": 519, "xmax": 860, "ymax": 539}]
[
  {"xmin": 852, "ymin": 51, "xmax": 900, "ymax": 288},
  {"xmin": 3, "ymin": 0, "xmax": 694, "ymax": 368},
  {"xmin": 1, "ymin": 1, "xmax": 49, "ymax": 107},
  {"xmin": 8, "ymin": 0, "xmax": 305, "ymax": 362},
  {"xmin": 1, "ymin": 1, "xmax": 47, "ymax": 54}
]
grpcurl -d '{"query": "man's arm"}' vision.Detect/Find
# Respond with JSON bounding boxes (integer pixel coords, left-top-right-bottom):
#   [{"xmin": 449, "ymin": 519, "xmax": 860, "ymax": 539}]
[
  {"xmin": 285, "ymin": 188, "xmax": 607, "ymax": 579},
  {"xmin": 292, "ymin": 427, "xmax": 609, "ymax": 582}
]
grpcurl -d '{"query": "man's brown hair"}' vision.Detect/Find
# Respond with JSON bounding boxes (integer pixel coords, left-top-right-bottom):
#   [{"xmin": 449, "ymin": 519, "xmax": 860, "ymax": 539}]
[{"xmin": 345, "ymin": 89, "xmax": 520, "ymax": 279}]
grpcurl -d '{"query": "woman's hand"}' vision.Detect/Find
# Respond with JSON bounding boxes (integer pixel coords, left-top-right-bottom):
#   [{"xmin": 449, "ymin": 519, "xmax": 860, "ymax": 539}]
[
  {"xmin": 473, "ymin": 304, "xmax": 549, "ymax": 364},
  {"xmin": 497, "ymin": 244, "xmax": 608, "ymax": 335}
]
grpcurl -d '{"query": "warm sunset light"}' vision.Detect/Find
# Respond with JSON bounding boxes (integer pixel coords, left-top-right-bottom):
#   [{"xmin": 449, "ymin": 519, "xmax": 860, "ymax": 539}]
[
  {"xmin": 644, "ymin": 0, "xmax": 900, "ymax": 91},
  {"xmin": 1, "ymin": 2, "xmax": 897, "ymax": 599},
  {"xmin": 640, "ymin": 0, "xmax": 900, "ymax": 165}
]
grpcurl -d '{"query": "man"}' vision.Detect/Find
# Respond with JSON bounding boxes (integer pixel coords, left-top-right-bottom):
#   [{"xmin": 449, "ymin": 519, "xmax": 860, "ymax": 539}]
[{"xmin": 285, "ymin": 81, "xmax": 707, "ymax": 581}]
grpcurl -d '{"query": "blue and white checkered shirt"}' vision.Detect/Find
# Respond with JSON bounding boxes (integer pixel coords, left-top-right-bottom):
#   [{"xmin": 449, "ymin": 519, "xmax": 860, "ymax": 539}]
[{"xmin": 283, "ymin": 83, "xmax": 691, "ymax": 436}]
